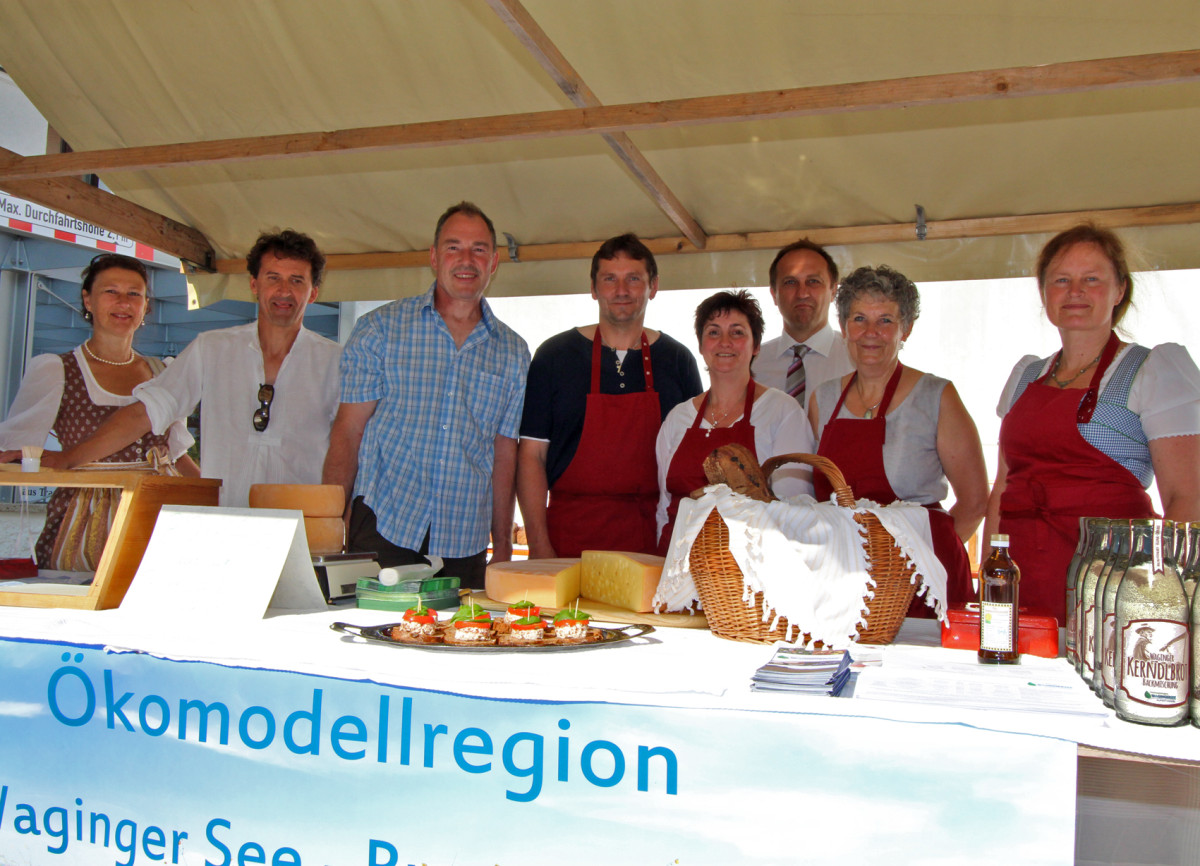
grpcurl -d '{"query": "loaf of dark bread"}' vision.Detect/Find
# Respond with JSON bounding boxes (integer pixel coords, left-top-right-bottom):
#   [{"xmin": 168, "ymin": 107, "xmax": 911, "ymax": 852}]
[{"xmin": 698, "ymin": 443, "xmax": 776, "ymax": 503}]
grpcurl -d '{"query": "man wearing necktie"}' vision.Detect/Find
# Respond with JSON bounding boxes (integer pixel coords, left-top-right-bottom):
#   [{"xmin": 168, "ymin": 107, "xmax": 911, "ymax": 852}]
[{"xmin": 753, "ymin": 239, "xmax": 854, "ymax": 413}]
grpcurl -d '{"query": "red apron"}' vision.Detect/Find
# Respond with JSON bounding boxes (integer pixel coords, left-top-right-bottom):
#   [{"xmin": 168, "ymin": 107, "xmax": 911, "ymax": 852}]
[
  {"xmin": 659, "ymin": 383, "xmax": 759, "ymax": 553},
  {"xmin": 547, "ymin": 331, "xmax": 661, "ymax": 557},
  {"xmin": 999, "ymin": 333, "xmax": 1154, "ymax": 622},
  {"xmin": 814, "ymin": 365, "xmax": 973, "ymax": 617}
]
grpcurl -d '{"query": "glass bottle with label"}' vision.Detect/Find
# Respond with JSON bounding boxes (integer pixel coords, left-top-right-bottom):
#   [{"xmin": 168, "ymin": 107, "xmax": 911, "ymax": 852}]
[
  {"xmin": 1079, "ymin": 520, "xmax": 1119, "ymax": 684},
  {"xmin": 1064, "ymin": 517, "xmax": 1091, "ymax": 667},
  {"xmin": 1174, "ymin": 522, "xmax": 1189, "ymax": 580},
  {"xmin": 1114, "ymin": 519, "xmax": 1189, "ymax": 727},
  {"xmin": 1181, "ymin": 521, "xmax": 1200, "ymax": 607},
  {"xmin": 1191, "ymin": 560, "xmax": 1200, "ymax": 729},
  {"xmin": 1070, "ymin": 518, "xmax": 1108, "ymax": 669},
  {"xmin": 979, "ymin": 534, "xmax": 1020, "ymax": 665},
  {"xmin": 1097, "ymin": 521, "xmax": 1150, "ymax": 706}
]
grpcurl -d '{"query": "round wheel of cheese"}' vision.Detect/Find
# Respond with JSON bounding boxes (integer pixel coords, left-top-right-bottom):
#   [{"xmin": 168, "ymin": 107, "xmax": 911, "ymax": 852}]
[
  {"xmin": 248, "ymin": 484, "xmax": 344, "ymax": 518},
  {"xmin": 304, "ymin": 517, "xmax": 345, "ymax": 555}
]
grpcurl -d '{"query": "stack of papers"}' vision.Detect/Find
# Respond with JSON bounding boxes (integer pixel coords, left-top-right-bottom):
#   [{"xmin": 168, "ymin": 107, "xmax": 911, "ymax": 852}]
[
  {"xmin": 852, "ymin": 645, "xmax": 1108, "ymax": 720},
  {"xmin": 751, "ymin": 646, "xmax": 852, "ymax": 696}
]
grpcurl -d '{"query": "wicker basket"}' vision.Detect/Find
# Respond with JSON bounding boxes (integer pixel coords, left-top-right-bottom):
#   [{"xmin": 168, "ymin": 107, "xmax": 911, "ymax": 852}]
[{"xmin": 687, "ymin": 452, "xmax": 917, "ymax": 645}]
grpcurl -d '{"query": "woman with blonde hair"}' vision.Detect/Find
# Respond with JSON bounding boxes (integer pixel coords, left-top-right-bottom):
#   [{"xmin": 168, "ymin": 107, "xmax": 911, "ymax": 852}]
[{"xmin": 985, "ymin": 224, "xmax": 1200, "ymax": 622}]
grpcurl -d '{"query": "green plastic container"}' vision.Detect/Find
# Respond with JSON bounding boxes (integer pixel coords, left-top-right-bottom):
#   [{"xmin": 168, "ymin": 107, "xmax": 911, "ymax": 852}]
[
  {"xmin": 355, "ymin": 575, "xmax": 461, "ymax": 594},
  {"xmin": 355, "ymin": 576, "xmax": 461, "ymax": 612}
]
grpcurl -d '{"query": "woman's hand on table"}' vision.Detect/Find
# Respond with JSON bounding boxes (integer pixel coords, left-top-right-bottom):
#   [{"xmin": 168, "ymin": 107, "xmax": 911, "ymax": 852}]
[
  {"xmin": 0, "ymin": 450, "xmax": 20, "ymax": 464},
  {"xmin": 39, "ymin": 451, "xmax": 68, "ymax": 470}
]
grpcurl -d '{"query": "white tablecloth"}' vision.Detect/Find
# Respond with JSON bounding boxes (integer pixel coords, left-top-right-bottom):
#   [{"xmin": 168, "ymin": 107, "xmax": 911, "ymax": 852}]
[{"xmin": 0, "ymin": 605, "xmax": 1195, "ymax": 766}]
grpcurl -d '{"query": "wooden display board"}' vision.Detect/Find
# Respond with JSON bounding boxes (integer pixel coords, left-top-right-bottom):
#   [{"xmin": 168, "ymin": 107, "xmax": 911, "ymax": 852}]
[{"xmin": 0, "ymin": 470, "xmax": 221, "ymax": 610}]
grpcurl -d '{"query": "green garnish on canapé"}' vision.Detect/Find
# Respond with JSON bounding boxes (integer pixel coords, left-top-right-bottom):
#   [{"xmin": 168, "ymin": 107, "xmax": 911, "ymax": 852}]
[
  {"xmin": 512, "ymin": 614, "xmax": 544, "ymax": 628},
  {"xmin": 403, "ymin": 602, "xmax": 435, "ymax": 622},
  {"xmin": 553, "ymin": 603, "xmax": 592, "ymax": 624},
  {"xmin": 449, "ymin": 603, "xmax": 490, "ymax": 623}
]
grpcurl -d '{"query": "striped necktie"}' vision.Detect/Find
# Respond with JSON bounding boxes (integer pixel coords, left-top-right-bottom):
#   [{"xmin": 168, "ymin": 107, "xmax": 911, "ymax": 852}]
[{"xmin": 786, "ymin": 344, "xmax": 810, "ymax": 406}]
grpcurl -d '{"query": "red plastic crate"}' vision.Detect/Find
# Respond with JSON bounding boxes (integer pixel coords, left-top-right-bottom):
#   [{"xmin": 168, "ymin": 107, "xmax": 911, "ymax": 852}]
[{"xmin": 940, "ymin": 604, "xmax": 1060, "ymax": 658}]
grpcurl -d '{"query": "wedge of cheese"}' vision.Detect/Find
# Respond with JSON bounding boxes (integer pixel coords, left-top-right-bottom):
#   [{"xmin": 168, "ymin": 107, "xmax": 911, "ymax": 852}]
[
  {"xmin": 580, "ymin": 551, "xmax": 665, "ymax": 613},
  {"xmin": 303, "ymin": 517, "xmax": 345, "ymax": 555},
  {"xmin": 485, "ymin": 559, "xmax": 582, "ymax": 608},
  {"xmin": 249, "ymin": 484, "xmax": 345, "ymax": 518}
]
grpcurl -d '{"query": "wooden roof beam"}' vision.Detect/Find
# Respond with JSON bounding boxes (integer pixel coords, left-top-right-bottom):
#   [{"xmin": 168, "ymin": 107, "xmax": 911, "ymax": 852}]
[
  {"xmin": 485, "ymin": 0, "xmax": 707, "ymax": 248},
  {"xmin": 210, "ymin": 201, "xmax": 1200, "ymax": 274},
  {"xmin": 0, "ymin": 147, "xmax": 215, "ymax": 268},
  {"xmin": 1, "ymin": 49, "xmax": 1197, "ymax": 182}
]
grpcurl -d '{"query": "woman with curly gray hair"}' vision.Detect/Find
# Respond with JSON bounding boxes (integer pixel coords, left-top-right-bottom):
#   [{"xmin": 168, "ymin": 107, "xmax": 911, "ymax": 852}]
[{"xmin": 808, "ymin": 265, "xmax": 987, "ymax": 615}]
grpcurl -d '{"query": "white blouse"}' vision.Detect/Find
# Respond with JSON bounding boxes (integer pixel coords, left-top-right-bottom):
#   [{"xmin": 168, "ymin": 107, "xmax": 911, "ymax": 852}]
[
  {"xmin": 0, "ymin": 346, "xmax": 193, "ymax": 458},
  {"xmin": 655, "ymin": 386, "xmax": 815, "ymax": 539},
  {"xmin": 996, "ymin": 342, "xmax": 1200, "ymax": 441}
]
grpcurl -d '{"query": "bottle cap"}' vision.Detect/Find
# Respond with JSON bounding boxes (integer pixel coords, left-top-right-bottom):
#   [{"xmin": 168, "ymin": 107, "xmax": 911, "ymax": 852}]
[{"xmin": 990, "ymin": 533, "xmax": 1010, "ymax": 547}]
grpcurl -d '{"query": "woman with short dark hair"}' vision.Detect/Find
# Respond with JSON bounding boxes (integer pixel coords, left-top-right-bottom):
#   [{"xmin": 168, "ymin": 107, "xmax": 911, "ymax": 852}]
[{"xmin": 656, "ymin": 290, "xmax": 813, "ymax": 552}]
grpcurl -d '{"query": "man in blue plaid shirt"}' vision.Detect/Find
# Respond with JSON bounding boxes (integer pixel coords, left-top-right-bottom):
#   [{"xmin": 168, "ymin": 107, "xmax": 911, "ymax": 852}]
[{"xmin": 323, "ymin": 202, "xmax": 529, "ymax": 589}]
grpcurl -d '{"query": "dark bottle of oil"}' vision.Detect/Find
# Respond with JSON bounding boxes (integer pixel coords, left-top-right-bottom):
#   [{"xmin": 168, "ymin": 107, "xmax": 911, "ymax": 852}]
[{"xmin": 979, "ymin": 534, "xmax": 1020, "ymax": 664}]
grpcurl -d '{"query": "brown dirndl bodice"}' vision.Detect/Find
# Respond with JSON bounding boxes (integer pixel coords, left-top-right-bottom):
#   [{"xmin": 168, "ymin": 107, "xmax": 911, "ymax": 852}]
[{"xmin": 35, "ymin": 351, "xmax": 171, "ymax": 570}]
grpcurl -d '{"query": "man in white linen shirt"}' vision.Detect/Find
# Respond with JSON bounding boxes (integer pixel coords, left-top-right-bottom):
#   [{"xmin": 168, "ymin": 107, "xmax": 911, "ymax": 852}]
[
  {"xmin": 47, "ymin": 230, "xmax": 341, "ymax": 506},
  {"xmin": 753, "ymin": 239, "xmax": 854, "ymax": 412}
]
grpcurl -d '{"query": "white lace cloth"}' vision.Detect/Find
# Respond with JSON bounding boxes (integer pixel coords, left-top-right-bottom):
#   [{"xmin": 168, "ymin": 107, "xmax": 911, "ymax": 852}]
[{"xmin": 654, "ymin": 486, "xmax": 949, "ymax": 649}]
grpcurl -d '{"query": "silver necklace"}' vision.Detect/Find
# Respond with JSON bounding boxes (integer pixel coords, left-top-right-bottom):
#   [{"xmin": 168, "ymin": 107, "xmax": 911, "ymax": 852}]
[
  {"xmin": 704, "ymin": 391, "xmax": 742, "ymax": 437},
  {"xmin": 855, "ymin": 378, "xmax": 884, "ymax": 419},
  {"xmin": 83, "ymin": 339, "xmax": 137, "ymax": 367},
  {"xmin": 706, "ymin": 406, "xmax": 734, "ymax": 436},
  {"xmin": 1049, "ymin": 350, "xmax": 1102, "ymax": 389}
]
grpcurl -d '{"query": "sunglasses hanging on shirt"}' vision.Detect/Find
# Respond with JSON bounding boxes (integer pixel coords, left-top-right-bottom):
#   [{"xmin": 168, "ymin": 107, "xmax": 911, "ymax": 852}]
[{"xmin": 253, "ymin": 383, "xmax": 275, "ymax": 432}]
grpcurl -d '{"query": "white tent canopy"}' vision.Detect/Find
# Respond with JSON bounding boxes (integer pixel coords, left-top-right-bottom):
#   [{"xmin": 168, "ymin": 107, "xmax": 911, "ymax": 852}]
[{"xmin": 0, "ymin": 1, "xmax": 1198, "ymax": 305}]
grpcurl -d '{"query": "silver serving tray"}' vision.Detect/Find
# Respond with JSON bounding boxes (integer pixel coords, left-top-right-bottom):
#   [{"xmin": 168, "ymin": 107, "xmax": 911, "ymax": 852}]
[{"xmin": 331, "ymin": 620, "xmax": 655, "ymax": 653}]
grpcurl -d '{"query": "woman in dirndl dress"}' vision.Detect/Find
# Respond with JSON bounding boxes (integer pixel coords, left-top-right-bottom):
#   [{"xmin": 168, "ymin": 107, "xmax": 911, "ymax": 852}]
[
  {"xmin": 985, "ymin": 224, "xmax": 1200, "ymax": 622},
  {"xmin": 0, "ymin": 253, "xmax": 197, "ymax": 570}
]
